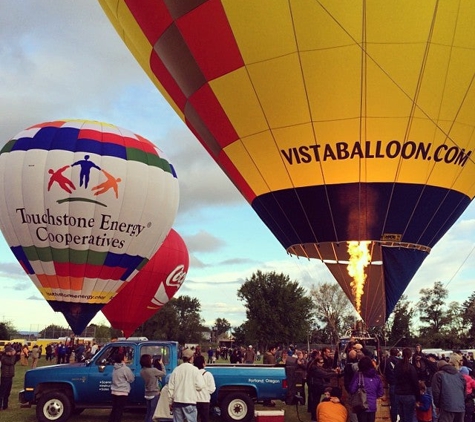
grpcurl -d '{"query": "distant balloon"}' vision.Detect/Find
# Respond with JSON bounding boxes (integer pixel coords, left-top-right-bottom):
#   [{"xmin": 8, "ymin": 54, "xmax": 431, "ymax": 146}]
[
  {"xmin": 100, "ymin": 1, "xmax": 475, "ymax": 326},
  {"xmin": 102, "ymin": 228, "xmax": 189, "ymax": 337},
  {"xmin": 0, "ymin": 119, "xmax": 179, "ymax": 334}
]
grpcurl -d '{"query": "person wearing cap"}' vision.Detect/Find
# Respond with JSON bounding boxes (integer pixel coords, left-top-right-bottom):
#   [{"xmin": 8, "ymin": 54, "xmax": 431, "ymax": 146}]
[
  {"xmin": 449, "ymin": 353, "xmax": 463, "ymax": 371},
  {"xmin": 316, "ymin": 387, "xmax": 348, "ymax": 422},
  {"xmin": 0, "ymin": 345, "xmax": 17, "ymax": 410},
  {"xmin": 168, "ymin": 348, "xmax": 205, "ymax": 422},
  {"xmin": 431, "ymin": 358, "xmax": 465, "ymax": 422},
  {"xmin": 244, "ymin": 345, "xmax": 256, "ymax": 364}
]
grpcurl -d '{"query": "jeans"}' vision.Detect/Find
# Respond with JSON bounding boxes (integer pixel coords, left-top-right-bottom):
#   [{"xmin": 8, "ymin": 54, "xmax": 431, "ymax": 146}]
[
  {"xmin": 438, "ymin": 410, "xmax": 464, "ymax": 422},
  {"xmin": 108, "ymin": 395, "xmax": 128, "ymax": 422},
  {"xmin": 196, "ymin": 402, "xmax": 210, "ymax": 422},
  {"xmin": 0, "ymin": 377, "xmax": 13, "ymax": 409},
  {"xmin": 426, "ymin": 386, "xmax": 438, "ymax": 422},
  {"xmin": 356, "ymin": 411, "xmax": 376, "ymax": 422},
  {"xmin": 397, "ymin": 394, "xmax": 416, "ymax": 422},
  {"xmin": 172, "ymin": 404, "xmax": 198, "ymax": 422},
  {"xmin": 145, "ymin": 395, "xmax": 159, "ymax": 422},
  {"xmin": 389, "ymin": 384, "xmax": 398, "ymax": 422}
]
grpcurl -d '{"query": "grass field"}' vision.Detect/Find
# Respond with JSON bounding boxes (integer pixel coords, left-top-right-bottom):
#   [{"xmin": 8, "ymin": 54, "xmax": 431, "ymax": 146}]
[{"xmin": 3, "ymin": 357, "xmax": 313, "ymax": 422}]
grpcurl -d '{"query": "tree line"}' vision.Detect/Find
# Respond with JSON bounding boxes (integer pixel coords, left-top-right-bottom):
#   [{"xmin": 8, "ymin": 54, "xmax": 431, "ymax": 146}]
[{"xmin": 3, "ymin": 273, "xmax": 473, "ymax": 351}]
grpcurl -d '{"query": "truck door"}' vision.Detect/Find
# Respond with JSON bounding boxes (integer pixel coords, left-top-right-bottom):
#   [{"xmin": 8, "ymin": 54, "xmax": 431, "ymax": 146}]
[{"xmin": 84, "ymin": 344, "xmax": 137, "ymax": 404}]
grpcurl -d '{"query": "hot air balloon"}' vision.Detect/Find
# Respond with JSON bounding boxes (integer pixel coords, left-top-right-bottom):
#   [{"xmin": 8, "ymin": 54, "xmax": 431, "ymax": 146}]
[
  {"xmin": 0, "ymin": 119, "xmax": 179, "ymax": 334},
  {"xmin": 102, "ymin": 228, "xmax": 189, "ymax": 337},
  {"xmin": 99, "ymin": 1, "xmax": 475, "ymax": 326}
]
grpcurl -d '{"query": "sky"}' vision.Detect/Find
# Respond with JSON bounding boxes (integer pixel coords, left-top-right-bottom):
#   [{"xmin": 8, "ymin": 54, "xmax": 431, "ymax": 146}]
[{"xmin": 1, "ymin": 1, "xmax": 475, "ymax": 334}]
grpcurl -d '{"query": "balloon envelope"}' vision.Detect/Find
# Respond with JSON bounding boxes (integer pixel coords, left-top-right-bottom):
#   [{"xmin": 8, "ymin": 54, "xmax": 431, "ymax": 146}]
[
  {"xmin": 102, "ymin": 228, "xmax": 189, "ymax": 337},
  {"xmin": 99, "ymin": 1, "xmax": 475, "ymax": 325},
  {"xmin": 0, "ymin": 120, "xmax": 179, "ymax": 333}
]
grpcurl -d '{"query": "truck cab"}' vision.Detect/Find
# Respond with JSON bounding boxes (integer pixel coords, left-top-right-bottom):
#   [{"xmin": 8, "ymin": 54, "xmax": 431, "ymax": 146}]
[{"xmin": 20, "ymin": 340, "xmax": 177, "ymax": 422}]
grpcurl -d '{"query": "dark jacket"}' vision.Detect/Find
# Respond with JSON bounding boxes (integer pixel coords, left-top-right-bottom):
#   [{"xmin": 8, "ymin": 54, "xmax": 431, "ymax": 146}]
[
  {"xmin": 394, "ymin": 360, "xmax": 420, "ymax": 400},
  {"xmin": 307, "ymin": 364, "xmax": 337, "ymax": 391},
  {"xmin": 422, "ymin": 357, "xmax": 438, "ymax": 384},
  {"xmin": 384, "ymin": 355, "xmax": 399, "ymax": 385},
  {"xmin": 0, "ymin": 353, "xmax": 17, "ymax": 378},
  {"xmin": 431, "ymin": 364, "xmax": 465, "ymax": 412},
  {"xmin": 344, "ymin": 361, "xmax": 359, "ymax": 391},
  {"xmin": 263, "ymin": 351, "xmax": 275, "ymax": 365},
  {"xmin": 349, "ymin": 368, "xmax": 384, "ymax": 412}
]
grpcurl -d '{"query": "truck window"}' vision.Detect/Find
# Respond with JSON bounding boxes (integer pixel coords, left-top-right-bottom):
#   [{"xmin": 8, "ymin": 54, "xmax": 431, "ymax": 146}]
[
  {"xmin": 96, "ymin": 345, "xmax": 135, "ymax": 366},
  {"xmin": 140, "ymin": 345, "xmax": 170, "ymax": 366}
]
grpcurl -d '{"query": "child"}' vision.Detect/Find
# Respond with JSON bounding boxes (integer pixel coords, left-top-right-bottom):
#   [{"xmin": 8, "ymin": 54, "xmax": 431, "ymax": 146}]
[
  {"xmin": 460, "ymin": 367, "xmax": 475, "ymax": 422},
  {"xmin": 416, "ymin": 381, "xmax": 432, "ymax": 422},
  {"xmin": 321, "ymin": 386, "xmax": 333, "ymax": 402},
  {"xmin": 316, "ymin": 387, "xmax": 348, "ymax": 422},
  {"xmin": 108, "ymin": 352, "xmax": 135, "ymax": 422}
]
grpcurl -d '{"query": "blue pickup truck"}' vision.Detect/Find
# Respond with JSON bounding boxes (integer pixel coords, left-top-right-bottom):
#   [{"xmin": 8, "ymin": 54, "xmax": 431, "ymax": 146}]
[{"xmin": 19, "ymin": 340, "xmax": 287, "ymax": 422}]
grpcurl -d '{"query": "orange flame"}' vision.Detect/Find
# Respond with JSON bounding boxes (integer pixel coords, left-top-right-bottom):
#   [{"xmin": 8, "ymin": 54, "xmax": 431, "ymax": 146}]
[{"xmin": 347, "ymin": 241, "xmax": 371, "ymax": 315}]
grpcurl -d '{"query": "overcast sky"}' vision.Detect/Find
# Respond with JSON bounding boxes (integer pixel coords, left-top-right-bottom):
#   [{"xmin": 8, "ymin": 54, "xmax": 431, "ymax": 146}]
[{"xmin": 1, "ymin": 1, "xmax": 475, "ymax": 334}]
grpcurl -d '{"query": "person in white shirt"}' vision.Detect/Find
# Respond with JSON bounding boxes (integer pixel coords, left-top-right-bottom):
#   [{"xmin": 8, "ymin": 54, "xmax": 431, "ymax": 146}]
[
  {"xmin": 194, "ymin": 358, "xmax": 216, "ymax": 422},
  {"xmin": 168, "ymin": 348, "xmax": 205, "ymax": 422}
]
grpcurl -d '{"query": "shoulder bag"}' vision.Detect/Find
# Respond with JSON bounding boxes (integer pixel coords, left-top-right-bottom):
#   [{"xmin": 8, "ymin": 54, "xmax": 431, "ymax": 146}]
[{"xmin": 351, "ymin": 372, "xmax": 369, "ymax": 413}]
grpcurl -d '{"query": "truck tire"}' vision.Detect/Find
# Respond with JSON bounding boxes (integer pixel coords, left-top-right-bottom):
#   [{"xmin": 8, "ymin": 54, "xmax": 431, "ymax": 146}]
[
  {"xmin": 220, "ymin": 393, "xmax": 254, "ymax": 422},
  {"xmin": 36, "ymin": 391, "xmax": 73, "ymax": 422}
]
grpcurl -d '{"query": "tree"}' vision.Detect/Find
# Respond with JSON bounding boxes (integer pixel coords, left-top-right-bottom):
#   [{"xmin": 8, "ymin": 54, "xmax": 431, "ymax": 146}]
[
  {"xmin": 442, "ymin": 301, "xmax": 464, "ymax": 349},
  {"xmin": 89, "ymin": 324, "xmax": 114, "ymax": 343},
  {"xmin": 462, "ymin": 291, "xmax": 475, "ymax": 341},
  {"xmin": 309, "ymin": 282, "xmax": 355, "ymax": 343},
  {"xmin": 0, "ymin": 321, "xmax": 18, "ymax": 340},
  {"xmin": 232, "ymin": 323, "xmax": 250, "ymax": 346},
  {"xmin": 237, "ymin": 270, "xmax": 314, "ymax": 348},
  {"xmin": 138, "ymin": 296, "xmax": 206, "ymax": 344},
  {"xmin": 139, "ymin": 301, "xmax": 180, "ymax": 341},
  {"xmin": 38, "ymin": 324, "xmax": 70, "ymax": 339},
  {"xmin": 173, "ymin": 296, "xmax": 207, "ymax": 344},
  {"xmin": 385, "ymin": 295, "xmax": 414, "ymax": 347},
  {"xmin": 417, "ymin": 281, "xmax": 449, "ymax": 339},
  {"xmin": 213, "ymin": 318, "xmax": 231, "ymax": 337}
]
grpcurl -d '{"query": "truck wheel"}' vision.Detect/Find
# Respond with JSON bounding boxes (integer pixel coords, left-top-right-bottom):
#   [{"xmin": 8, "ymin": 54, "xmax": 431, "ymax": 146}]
[
  {"xmin": 220, "ymin": 393, "xmax": 254, "ymax": 422},
  {"xmin": 36, "ymin": 391, "xmax": 73, "ymax": 422}
]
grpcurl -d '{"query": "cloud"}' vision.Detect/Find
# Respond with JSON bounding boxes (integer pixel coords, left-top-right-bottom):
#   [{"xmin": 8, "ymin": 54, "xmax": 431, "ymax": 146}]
[
  {"xmin": 0, "ymin": 262, "xmax": 28, "ymax": 278},
  {"xmin": 27, "ymin": 295, "xmax": 44, "ymax": 301},
  {"xmin": 162, "ymin": 128, "xmax": 245, "ymax": 215},
  {"xmin": 184, "ymin": 230, "xmax": 226, "ymax": 254},
  {"xmin": 219, "ymin": 257, "xmax": 256, "ymax": 266},
  {"xmin": 13, "ymin": 282, "xmax": 32, "ymax": 292}
]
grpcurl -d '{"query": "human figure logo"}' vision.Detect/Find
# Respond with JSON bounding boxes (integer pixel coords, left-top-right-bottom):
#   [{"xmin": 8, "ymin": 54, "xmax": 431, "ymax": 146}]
[{"xmin": 47, "ymin": 155, "xmax": 121, "ymax": 206}]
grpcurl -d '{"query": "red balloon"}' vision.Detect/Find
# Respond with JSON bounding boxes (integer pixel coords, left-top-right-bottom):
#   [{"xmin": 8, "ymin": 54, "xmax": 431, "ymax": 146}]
[{"xmin": 102, "ymin": 228, "xmax": 188, "ymax": 337}]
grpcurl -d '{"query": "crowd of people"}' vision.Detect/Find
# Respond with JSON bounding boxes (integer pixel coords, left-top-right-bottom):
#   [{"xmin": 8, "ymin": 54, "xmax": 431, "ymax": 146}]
[
  {"xmin": 2, "ymin": 338, "xmax": 475, "ymax": 422},
  {"xmin": 0, "ymin": 338, "xmax": 101, "ymax": 413},
  {"xmin": 199, "ymin": 340, "xmax": 475, "ymax": 422},
  {"xmin": 2, "ymin": 338, "xmax": 101, "ymax": 367}
]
